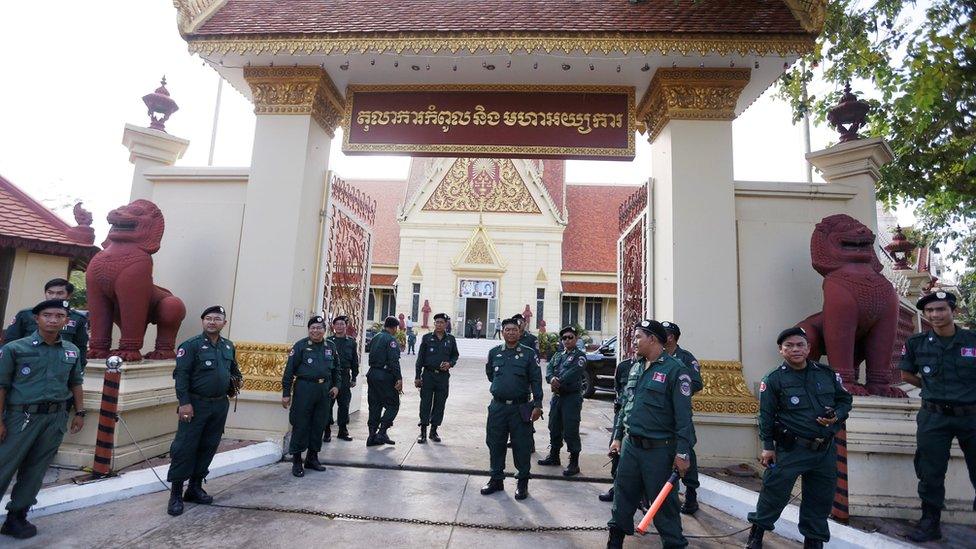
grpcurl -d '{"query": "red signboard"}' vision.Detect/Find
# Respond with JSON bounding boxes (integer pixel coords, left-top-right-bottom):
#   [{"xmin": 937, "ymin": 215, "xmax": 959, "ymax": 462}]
[{"xmin": 341, "ymin": 84, "xmax": 635, "ymax": 160}]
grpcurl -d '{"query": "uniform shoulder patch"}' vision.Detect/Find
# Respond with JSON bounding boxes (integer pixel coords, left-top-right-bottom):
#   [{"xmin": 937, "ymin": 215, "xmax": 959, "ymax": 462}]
[
  {"xmin": 678, "ymin": 373, "xmax": 691, "ymax": 382},
  {"xmin": 759, "ymin": 380, "xmax": 767, "ymax": 392},
  {"xmin": 390, "ymin": 340, "xmax": 397, "ymax": 348},
  {"xmin": 176, "ymin": 348, "xmax": 186, "ymax": 358},
  {"xmin": 691, "ymin": 360, "xmax": 700, "ymax": 372},
  {"xmin": 578, "ymin": 356, "xmax": 586, "ymax": 366},
  {"xmin": 680, "ymin": 381, "xmax": 692, "ymax": 396}
]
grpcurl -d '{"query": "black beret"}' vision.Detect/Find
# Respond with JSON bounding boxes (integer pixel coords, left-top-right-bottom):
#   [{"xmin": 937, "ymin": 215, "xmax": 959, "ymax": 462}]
[
  {"xmin": 32, "ymin": 299, "xmax": 70, "ymax": 315},
  {"xmin": 308, "ymin": 315, "xmax": 325, "ymax": 328},
  {"xmin": 635, "ymin": 319, "xmax": 667, "ymax": 344},
  {"xmin": 511, "ymin": 313, "xmax": 524, "ymax": 321},
  {"xmin": 776, "ymin": 327, "xmax": 808, "ymax": 345},
  {"xmin": 559, "ymin": 326, "xmax": 577, "ymax": 337},
  {"xmin": 200, "ymin": 305, "xmax": 226, "ymax": 319},
  {"xmin": 501, "ymin": 317, "xmax": 520, "ymax": 328},
  {"xmin": 661, "ymin": 321, "xmax": 680, "ymax": 337},
  {"xmin": 433, "ymin": 313, "xmax": 449, "ymax": 321},
  {"xmin": 916, "ymin": 290, "xmax": 957, "ymax": 311},
  {"xmin": 383, "ymin": 316, "xmax": 400, "ymax": 329},
  {"xmin": 332, "ymin": 315, "xmax": 349, "ymax": 324}
]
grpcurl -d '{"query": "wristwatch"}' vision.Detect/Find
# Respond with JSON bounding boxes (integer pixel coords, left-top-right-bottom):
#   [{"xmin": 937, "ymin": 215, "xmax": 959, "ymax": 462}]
[
  {"xmin": 75, "ymin": 410, "xmax": 87, "ymax": 417},
  {"xmin": 676, "ymin": 453, "xmax": 689, "ymax": 460}
]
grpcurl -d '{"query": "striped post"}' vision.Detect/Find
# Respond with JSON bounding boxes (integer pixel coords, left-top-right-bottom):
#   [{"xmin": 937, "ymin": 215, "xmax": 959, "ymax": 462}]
[
  {"xmin": 91, "ymin": 356, "xmax": 123, "ymax": 478},
  {"xmin": 831, "ymin": 424, "xmax": 850, "ymax": 523}
]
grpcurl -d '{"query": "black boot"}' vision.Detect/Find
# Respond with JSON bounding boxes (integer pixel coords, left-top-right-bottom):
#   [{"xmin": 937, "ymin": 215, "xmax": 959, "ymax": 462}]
[
  {"xmin": 745, "ymin": 524, "xmax": 765, "ymax": 549},
  {"xmin": 417, "ymin": 425, "xmax": 427, "ymax": 444},
  {"xmin": 480, "ymin": 478, "xmax": 504, "ymax": 495},
  {"xmin": 562, "ymin": 452, "xmax": 581, "ymax": 477},
  {"xmin": 803, "ymin": 539, "xmax": 823, "ymax": 549},
  {"xmin": 378, "ymin": 425, "xmax": 395, "ymax": 445},
  {"xmin": 680, "ymin": 487, "xmax": 699, "ymax": 515},
  {"xmin": 337, "ymin": 425, "xmax": 353, "ymax": 441},
  {"xmin": 606, "ymin": 527, "xmax": 625, "ymax": 549},
  {"xmin": 0, "ymin": 509, "xmax": 37, "ymax": 539},
  {"xmin": 598, "ymin": 486, "xmax": 614, "ymax": 502},
  {"xmin": 514, "ymin": 478, "xmax": 529, "ymax": 500},
  {"xmin": 537, "ymin": 449, "xmax": 561, "ymax": 466},
  {"xmin": 183, "ymin": 476, "xmax": 213, "ymax": 504},
  {"xmin": 166, "ymin": 481, "xmax": 185, "ymax": 517},
  {"xmin": 323, "ymin": 425, "xmax": 332, "ymax": 442},
  {"xmin": 366, "ymin": 427, "xmax": 382, "ymax": 447},
  {"xmin": 908, "ymin": 503, "xmax": 943, "ymax": 542},
  {"xmin": 292, "ymin": 453, "xmax": 305, "ymax": 477},
  {"xmin": 429, "ymin": 426, "xmax": 441, "ymax": 442},
  {"xmin": 304, "ymin": 450, "xmax": 327, "ymax": 471}
]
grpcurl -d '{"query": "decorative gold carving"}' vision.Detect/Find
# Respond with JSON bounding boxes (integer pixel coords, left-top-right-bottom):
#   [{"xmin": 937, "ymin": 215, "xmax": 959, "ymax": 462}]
[
  {"xmin": 637, "ymin": 68, "xmax": 751, "ymax": 143},
  {"xmin": 424, "ymin": 158, "xmax": 540, "ymax": 213},
  {"xmin": 236, "ymin": 341, "xmax": 290, "ymax": 393},
  {"xmin": 186, "ymin": 32, "xmax": 815, "ymax": 58},
  {"xmin": 465, "ymin": 239, "xmax": 493, "ymax": 264},
  {"xmin": 242, "ymin": 66, "xmax": 345, "ymax": 136},
  {"xmin": 692, "ymin": 360, "xmax": 760, "ymax": 415},
  {"xmin": 453, "ymin": 224, "xmax": 507, "ymax": 271},
  {"xmin": 782, "ymin": 0, "xmax": 828, "ymax": 33},
  {"xmin": 173, "ymin": 0, "xmax": 226, "ymax": 35}
]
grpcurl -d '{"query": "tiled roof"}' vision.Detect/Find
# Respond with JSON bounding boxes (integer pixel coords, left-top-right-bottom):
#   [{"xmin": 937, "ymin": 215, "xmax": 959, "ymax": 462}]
[
  {"xmin": 0, "ymin": 175, "xmax": 98, "ymax": 260},
  {"xmin": 562, "ymin": 183, "xmax": 639, "ymax": 273},
  {"xmin": 370, "ymin": 274, "xmax": 397, "ymax": 286},
  {"xmin": 194, "ymin": 1, "xmax": 806, "ymax": 36},
  {"xmin": 563, "ymin": 281, "xmax": 616, "ymax": 295},
  {"xmin": 346, "ymin": 178, "xmax": 407, "ymax": 265},
  {"xmin": 540, "ymin": 160, "xmax": 565, "ymax": 217}
]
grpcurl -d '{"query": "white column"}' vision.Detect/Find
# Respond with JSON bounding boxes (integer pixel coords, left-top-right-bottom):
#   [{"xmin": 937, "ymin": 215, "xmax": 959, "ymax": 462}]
[{"xmin": 121, "ymin": 124, "xmax": 189, "ymax": 201}]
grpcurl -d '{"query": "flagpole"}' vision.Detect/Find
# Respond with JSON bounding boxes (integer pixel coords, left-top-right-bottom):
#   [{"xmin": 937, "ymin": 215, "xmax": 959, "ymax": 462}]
[{"xmin": 207, "ymin": 74, "xmax": 223, "ymax": 166}]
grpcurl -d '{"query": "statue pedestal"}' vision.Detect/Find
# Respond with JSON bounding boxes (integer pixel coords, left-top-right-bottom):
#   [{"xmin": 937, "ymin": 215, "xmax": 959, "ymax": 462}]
[
  {"xmin": 56, "ymin": 360, "xmax": 178, "ymax": 470},
  {"xmin": 846, "ymin": 396, "xmax": 973, "ymax": 523}
]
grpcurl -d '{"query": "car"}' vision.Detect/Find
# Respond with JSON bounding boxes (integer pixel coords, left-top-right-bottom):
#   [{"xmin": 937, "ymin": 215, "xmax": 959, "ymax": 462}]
[{"xmin": 582, "ymin": 335, "xmax": 618, "ymax": 398}]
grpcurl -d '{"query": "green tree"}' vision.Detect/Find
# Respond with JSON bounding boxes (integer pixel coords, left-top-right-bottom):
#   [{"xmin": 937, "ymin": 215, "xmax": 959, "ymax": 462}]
[
  {"xmin": 68, "ymin": 269, "xmax": 87, "ymax": 310},
  {"xmin": 778, "ymin": 0, "xmax": 975, "ymax": 304}
]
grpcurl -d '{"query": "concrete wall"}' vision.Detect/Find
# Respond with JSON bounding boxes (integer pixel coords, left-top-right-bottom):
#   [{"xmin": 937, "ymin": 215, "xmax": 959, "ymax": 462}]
[{"xmin": 5, "ymin": 249, "xmax": 70, "ymax": 318}]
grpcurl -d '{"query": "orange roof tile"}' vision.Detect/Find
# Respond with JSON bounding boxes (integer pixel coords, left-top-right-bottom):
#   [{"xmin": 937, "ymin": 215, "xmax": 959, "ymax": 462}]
[
  {"xmin": 0, "ymin": 175, "xmax": 98, "ymax": 261},
  {"xmin": 346, "ymin": 178, "xmax": 407, "ymax": 265},
  {"xmin": 562, "ymin": 183, "xmax": 639, "ymax": 273},
  {"xmin": 563, "ymin": 281, "xmax": 616, "ymax": 295}
]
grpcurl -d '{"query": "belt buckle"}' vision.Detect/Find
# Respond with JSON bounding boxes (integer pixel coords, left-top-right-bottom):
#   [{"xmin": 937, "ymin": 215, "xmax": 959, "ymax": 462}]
[
  {"xmin": 505, "ymin": 399, "xmax": 513, "ymax": 405},
  {"xmin": 317, "ymin": 379, "xmax": 324, "ymax": 384},
  {"xmin": 940, "ymin": 403, "xmax": 954, "ymax": 415}
]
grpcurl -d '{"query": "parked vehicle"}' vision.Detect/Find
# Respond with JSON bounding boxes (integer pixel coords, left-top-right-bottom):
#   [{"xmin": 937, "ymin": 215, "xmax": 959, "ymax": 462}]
[{"xmin": 582, "ymin": 335, "xmax": 618, "ymax": 398}]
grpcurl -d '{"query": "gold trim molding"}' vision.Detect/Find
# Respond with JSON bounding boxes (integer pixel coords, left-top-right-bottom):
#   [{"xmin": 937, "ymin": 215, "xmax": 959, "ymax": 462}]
[
  {"xmin": 242, "ymin": 66, "xmax": 345, "ymax": 136},
  {"xmin": 236, "ymin": 341, "xmax": 290, "ymax": 393},
  {"xmin": 636, "ymin": 67, "xmax": 751, "ymax": 143},
  {"xmin": 692, "ymin": 360, "xmax": 760, "ymax": 415},
  {"xmin": 173, "ymin": 0, "xmax": 226, "ymax": 35},
  {"xmin": 186, "ymin": 32, "xmax": 816, "ymax": 58},
  {"xmin": 782, "ymin": 0, "xmax": 828, "ymax": 33}
]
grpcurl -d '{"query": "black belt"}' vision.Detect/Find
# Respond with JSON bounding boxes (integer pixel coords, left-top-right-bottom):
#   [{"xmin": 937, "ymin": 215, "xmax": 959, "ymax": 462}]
[
  {"xmin": 794, "ymin": 434, "xmax": 834, "ymax": 452},
  {"xmin": 493, "ymin": 396, "xmax": 529, "ymax": 405},
  {"xmin": 553, "ymin": 389, "xmax": 581, "ymax": 396},
  {"xmin": 628, "ymin": 434, "xmax": 674, "ymax": 449},
  {"xmin": 922, "ymin": 400, "xmax": 976, "ymax": 417},
  {"xmin": 7, "ymin": 401, "xmax": 65, "ymax": 414},
  {"xmin": 369, "ymin": 365, "xmax": 394, "ymax": 372},
  {"xmin": 423, "ymin": 366, "xmax": 449, "ymax": 374},
  {"xmin": 297, "ymin": 377, "xmax": 329, "ymax": 384},
  {"xmin": 190, "ymin": 393, "xmax": 227, "ymax": 402}
]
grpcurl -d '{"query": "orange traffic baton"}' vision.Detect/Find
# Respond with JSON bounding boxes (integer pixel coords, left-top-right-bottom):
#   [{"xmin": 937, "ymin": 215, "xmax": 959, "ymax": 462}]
[{"xmin": 636, "ymin": 470, "xmax": 680, "ymax": 535}]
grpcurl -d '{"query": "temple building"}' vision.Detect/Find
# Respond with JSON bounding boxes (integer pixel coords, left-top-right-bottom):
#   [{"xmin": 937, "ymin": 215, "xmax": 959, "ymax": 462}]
[{"xmin": 351, "ymin": 158, "xmax": 635, "ymax": 341}]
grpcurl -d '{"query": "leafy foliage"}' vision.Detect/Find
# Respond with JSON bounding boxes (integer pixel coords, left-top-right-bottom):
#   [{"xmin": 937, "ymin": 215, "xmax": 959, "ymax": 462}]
[{"xmin": 68, "ymin": 270, "xmax": 87, "ymax": 310}]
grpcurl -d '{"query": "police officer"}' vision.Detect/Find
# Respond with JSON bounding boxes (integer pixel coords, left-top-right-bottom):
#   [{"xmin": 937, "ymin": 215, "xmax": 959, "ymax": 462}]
[
  {"xmin": 899, "ymin": 290, "xmax": 976, "ymax": 542},
  {"xmin": 661, "ymin": 321, "xmax": 704, "ymax": 515},
  {"xmin": 481, "ymin": 317, "xmax": 543, "ymax": 500},
  {"xmin": 325, "ymin": 315, "xmax": 359, "ymax": 442},
  {"xmin": 745, "ymin": 326, "xmax": 853, "ymax": 549},
  {"xmin": 599, "ymin": 351, "xmax": 637, "ymax": 503},
  {"xmin": 406, "ymin": 327, "xmax": 417, "ymax": 355},
  {"xmin": 607, "ymin": 320, "xmax": 694, "ymax": 549},
  {"xmin": 0, "ymin": 299, "xmax": 84, "ymax": 539},
  {"xmin": 538, "ymin": 325, "xmax": 587, "ymax": 476},
  {"xmin": 3, "ymin": 278, "xmax": 88, "ymax": 375},
  {"xmin": 366, "ymin": 316, "xmax": 402, "ymax": 447},
  {"xmin": 414, "ymin": 313, "xmax": 459, "ymax": 444},
  {"xmin": 512, "ymin": 313, "xmax": 539, "ymax": 352},
  {"xmin": 282, "ymin": 316, "xmax": 340, "ymax": 477},
  {"xmin": 166, "ymin": 305, "xmax": 242, "ymax": 517}
]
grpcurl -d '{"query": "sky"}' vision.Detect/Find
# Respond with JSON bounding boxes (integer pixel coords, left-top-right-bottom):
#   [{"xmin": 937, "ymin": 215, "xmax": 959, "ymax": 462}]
[{"xmin": 0, "ymin": 2, "xmax": 921, "ymax": 257}]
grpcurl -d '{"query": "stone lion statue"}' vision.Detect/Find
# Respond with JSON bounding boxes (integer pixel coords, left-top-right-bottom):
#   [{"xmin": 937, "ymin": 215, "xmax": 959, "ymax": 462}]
[
  {"xmin": 795, "ymin": 214, "xmax": 905, "ymax": 397},
  {"xmin": 86, "ymin": 200, "xmax": 186, "ymax": 362}
]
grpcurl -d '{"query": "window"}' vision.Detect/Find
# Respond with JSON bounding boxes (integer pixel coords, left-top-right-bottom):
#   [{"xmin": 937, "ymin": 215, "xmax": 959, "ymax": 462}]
[
  {"xmin": 367, "ymin": 291, "xmax": 376, "ymax": 321},
  {"xmin": 585, "ymin": 297, "xmax": 603, "ymax": 331},
  {"xmin": 381, "ymin": 291, "xmax": 396, "ymax": 319},
  {"xmin": 561, "ymin": 296, "xmax": 579, "ymax": 328},
  {"xmin": 536, "ymin": 288, "xmax": 545, "ymax": 329},
  {"xmin": 411, "ymin": 283, "xmax": 421, "ymax": 322}
]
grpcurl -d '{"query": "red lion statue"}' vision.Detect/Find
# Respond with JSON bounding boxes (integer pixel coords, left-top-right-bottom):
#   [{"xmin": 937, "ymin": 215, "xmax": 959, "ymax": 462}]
[
  {"xmin": 86, "ymin": 200, "xmax": 186, "ymax": 362},
  {"xmin": 796, "ymin": 214, "xmax": 905, "ymax": 397}
]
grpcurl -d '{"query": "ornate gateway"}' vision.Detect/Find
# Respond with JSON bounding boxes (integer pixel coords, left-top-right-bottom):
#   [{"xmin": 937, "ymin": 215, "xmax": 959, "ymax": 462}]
[{"xmin": 616, "ymin": 181, "xmax": 651, "ymax": 359}]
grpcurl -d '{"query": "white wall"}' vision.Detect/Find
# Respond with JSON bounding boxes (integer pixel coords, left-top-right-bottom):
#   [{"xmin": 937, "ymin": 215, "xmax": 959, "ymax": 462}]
[{"xmin": 5, "ymin": 250, "xmax": 70, "ymax": 318}]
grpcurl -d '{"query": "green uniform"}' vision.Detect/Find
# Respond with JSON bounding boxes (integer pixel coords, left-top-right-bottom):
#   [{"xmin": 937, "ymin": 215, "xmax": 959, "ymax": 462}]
[
  {"xmin": 0, "ymin": 332, "xmax": 83, "ymax": 512},
  {"xmin": 415, "ymin": 331, "xmax": 459, "ymax": 428},
  {"xmin": 671, "ymin": 346, "xmax": 703, "ymax": 492},
  {"xmin": 326, "ymin": 335, "xmax": 359, "ymax": 429},
  {"xmin": 4, "ymin": 309, "xmax": 88, "ymax": 373},
  {"xmin": 283, "ymin": 337, "xmax": 338, "ymax": 455},
  {"xmin": 610, "ymin": 358, "xmax": 636, "ymax": 478},
  {"xmin": 748, "ymin": 360, "xmax": 853, "ymax": 542},
  {"xmin": 898, "ymin": 326, "xmax": 976, "ymax": 510},
  {"xmin": 609, "ymin": 352, "xmax": 694, "ymax": 546},
  {"xmin": 366, "ymin": 331, "xmax": 401, "ymax": 429},
  {"xmin": 406, "ymin": 330, "xmax": 417, "ymax": 354},
  {"xmin": 167, "ymin": 333, "xmax": 241, "ymax": 483},
  {"xmin": 545, "ymin": 347, "xmax": 587, "ymax": 454},
  {"xmin": 485, "ymin": 343, "xmax": 543, "ymax": 480},
  {"xmin": 519, "ymin": 332, "xmax": 539, "ymax": 353}
]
